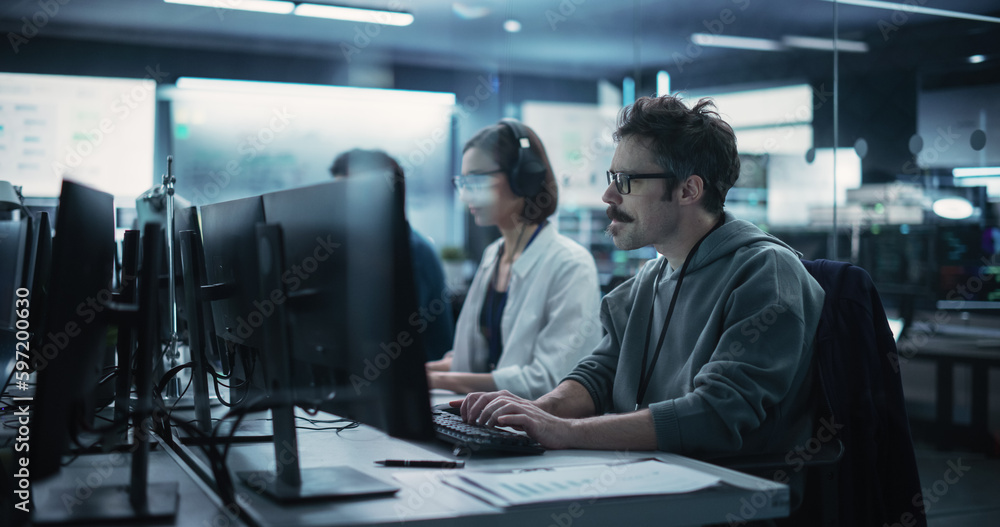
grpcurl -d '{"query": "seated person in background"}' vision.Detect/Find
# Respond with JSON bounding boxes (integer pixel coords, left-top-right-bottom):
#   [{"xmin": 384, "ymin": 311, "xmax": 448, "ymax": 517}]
[
  {"xmin": 331, "ymin": 149, "xmax": 455, "ymax": 360},
  {"xmin": 426, "ymin": 119, "xmax": 601, "ymax": 399},
  {"xmin": 458, "ymin": 96, "xmax": 825, "ymax": 464}
]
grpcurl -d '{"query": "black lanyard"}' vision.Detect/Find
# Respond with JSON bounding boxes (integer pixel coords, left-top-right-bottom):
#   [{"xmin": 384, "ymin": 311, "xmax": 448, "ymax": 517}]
[{"xmin": 635, "ymin": 217, "xmax": 724, "ymax": 411}]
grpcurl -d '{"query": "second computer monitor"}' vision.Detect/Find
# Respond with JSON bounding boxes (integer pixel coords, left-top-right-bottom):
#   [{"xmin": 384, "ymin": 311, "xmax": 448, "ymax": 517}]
[
  {"xmin": 261, "ymin": 177, "xmax": 433, "ymax": 440},
  {"xmin": 31, "ymin": 180, "xmax": 116, "ymax": 480}
]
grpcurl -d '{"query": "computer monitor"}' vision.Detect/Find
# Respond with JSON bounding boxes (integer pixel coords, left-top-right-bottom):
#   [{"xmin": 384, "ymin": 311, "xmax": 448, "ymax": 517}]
[
  {"xmin": 936, "ymin": 225, "xmax": 1000, "ymax": 309},
  {"xmin": 238, "ymin": 177, "xmax": 432, "ymax": 501},
  {"xmin": 30, "ymin": 180, "xmax": 116, "ymax": 480},
  {"xmin": 0, "ymin": 218, "xmax": 29, "ymax": 329},
  {"xmin": 198, "ymin": 195, "xmax": 269, "ymax": 405},
  {"xmin": 858, "ymin": 224, "xmax": 939, "ymax": 326},
  {"xmin": 29, "ymin": 183, "xmax": 180, "ymax": 522},
  {"xmin": 259, "ymin": 177, "xmax": 433, "ymax": 434},
  {"xmin": 29, "ymin": 212, "xmax": 53, "ymax": 352}
]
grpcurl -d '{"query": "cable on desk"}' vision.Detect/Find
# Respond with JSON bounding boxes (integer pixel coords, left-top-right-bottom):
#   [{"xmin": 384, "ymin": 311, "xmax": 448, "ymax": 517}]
[{"xmin": 264, "ymin": 414, "xmax": 361, "ymax": 432}]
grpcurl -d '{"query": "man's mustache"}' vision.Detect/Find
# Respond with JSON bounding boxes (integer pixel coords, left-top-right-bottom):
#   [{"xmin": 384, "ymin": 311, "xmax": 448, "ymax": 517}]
[{"xmin": 607, "ymin": 206, "xmax": 634, "ymax": 223}]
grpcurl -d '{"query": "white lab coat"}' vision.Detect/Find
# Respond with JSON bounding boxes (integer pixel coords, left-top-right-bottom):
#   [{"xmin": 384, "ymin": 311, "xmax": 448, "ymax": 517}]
[{"xmin": 450, "ymin": 225, "xmax": 602, "ymax": 399}]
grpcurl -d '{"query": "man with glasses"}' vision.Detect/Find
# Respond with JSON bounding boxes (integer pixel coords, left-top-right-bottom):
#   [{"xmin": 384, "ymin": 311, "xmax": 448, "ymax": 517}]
[{"xmin": 458, "ymin": 96, "xmax": 825, "ymax": 468}]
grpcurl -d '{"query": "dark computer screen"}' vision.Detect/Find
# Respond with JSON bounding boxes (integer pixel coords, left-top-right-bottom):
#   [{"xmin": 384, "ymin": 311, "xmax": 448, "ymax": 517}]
[
  {"xmin": 858, "ymin": 224, "xmax": 938, "ymax": 300},
  {"xmin": 29, "ymin": 212, "xmax": 53, "ymax": 349},
  {"xmin": 198, "ymin": 195, "xmax": 268, "ymax": 404},
  {"xmin": 200, "ymin": 196, "xmax": 266, "ymax": 350},
  {"xmin": 0, "ymin": 219, "xmax": 29, "ymax": 329},
  {"xmin": 30, "ymin": 180, "xmax": 116, "ymax": 480},
  {"xmin": 260, "ymin": 177, "xmax": 433, "ymax": 439}
]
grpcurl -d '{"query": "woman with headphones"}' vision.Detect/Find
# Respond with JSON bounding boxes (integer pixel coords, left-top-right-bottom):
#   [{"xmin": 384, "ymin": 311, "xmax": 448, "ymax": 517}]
[{"xmin": 426, "ymin": 119, "xmax": 602, "ymax": 399}]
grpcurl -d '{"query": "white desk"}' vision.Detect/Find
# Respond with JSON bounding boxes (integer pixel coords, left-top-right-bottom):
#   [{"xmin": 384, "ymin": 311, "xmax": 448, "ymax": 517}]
[{"xmin": 164, "ymin": 396, "xmax": 790, "ymax": 527}]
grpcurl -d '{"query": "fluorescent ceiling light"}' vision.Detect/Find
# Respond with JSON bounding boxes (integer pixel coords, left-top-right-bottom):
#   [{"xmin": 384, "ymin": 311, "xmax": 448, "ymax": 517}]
[
  {"xmin": 691, "ymin": 33, "xmax": 785, "ymax": 51},
  {"xmin": 932, "ymin": 197, "xmax": 974, "ymax": 220},
  {"xmin": 953, "ymin": 167, "xmax": 1000, "ymax": 178},
  {"xmin": 174, "ymin": 77, "xmax": 455, "ymax": 105},
  {"xmin": 294, "ymin": 3, "xmax": 414, "ymax": 26},
  {"xmin": 782, "ymin": 35, "xmax": 869, "ymax": 53},
  {"xmin": 164, "ymin": 0, "xmax": 294, "ymax": 14},
  {"xmin": 968, "ymin": 54, "xmax": 986, "ymax": 64},
  {"xmin": 821, "ymin": 0, "xmax": 1000, "ymax": 24}
]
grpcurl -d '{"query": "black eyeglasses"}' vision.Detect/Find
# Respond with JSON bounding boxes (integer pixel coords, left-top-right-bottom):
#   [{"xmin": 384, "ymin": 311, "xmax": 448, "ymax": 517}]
[{"xmin": 606, "ymin": 171, "xmax": 674, "ymax": 195}]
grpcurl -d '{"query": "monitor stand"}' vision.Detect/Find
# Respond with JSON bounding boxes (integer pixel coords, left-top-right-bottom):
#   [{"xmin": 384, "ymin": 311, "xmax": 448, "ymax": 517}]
[
  {"xmin": 34, "ymin": 224, "xmax": 180, "ymax": 524},
  {"xmin": 236, "ymin": 223, "xmax": 397, "ymax": 502}
]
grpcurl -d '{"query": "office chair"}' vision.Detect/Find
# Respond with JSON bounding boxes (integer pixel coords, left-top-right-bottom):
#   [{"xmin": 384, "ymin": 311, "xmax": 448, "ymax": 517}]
[{"xmin": 717, "ymin": 259, "xmax": 925, "ymax": 527}]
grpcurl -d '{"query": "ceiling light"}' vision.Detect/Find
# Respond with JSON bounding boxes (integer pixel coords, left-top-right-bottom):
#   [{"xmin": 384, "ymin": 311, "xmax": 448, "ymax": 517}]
[
  {"xmin": 293, "ymin": 3, "xmax": 414, "ymax": 26},
  {"xmin": 174, "ymin": 77, "xmax": 456, "ymax": 105},
  {"xmin": 821, "ymin": 0, "xmax": 1000, "ymax": 24},
  {"xmin": 782, "ymin": 35, "xmax": 869, "ymax": 53},
  {"xmin": 968, "ymin": 54, "xmax": 986, "ymax": 64},
  {"xmin": 931, "ymin": 197, "xmax": 974, "ymax": 220},
  {"xmin": 164, "ymin": 0, "xmax": 294, "ymax": 14},
  {"xmin": 503, "ymin": 19, "xmax": 522, "ymax": 33},
  {"xmin": 691, "ymin": 33, "xmax": 786, "ymax": 51},
  {"xmin": 953, "ymin": 167, "xmax": 1000, "ymax": 178}
]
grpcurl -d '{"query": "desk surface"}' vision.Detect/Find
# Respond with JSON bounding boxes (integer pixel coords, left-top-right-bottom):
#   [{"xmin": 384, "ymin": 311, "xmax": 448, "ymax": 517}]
[
  {"xmin": 30, "ymin": 443, "xmax": 243, "ymax": 527},
  {"xmin": 160, "ymin": 393, "xmax": 789, "ymax": 527}
]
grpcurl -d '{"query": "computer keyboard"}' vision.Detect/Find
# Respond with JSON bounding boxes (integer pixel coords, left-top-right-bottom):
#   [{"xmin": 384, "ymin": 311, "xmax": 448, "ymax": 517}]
[{"xmin": 431, "ymin": 408, "xmax": 545, "ymax": 455}]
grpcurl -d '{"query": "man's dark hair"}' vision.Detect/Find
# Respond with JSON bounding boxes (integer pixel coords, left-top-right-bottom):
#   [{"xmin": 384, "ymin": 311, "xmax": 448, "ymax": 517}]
[
  {"xmin": 613, "ymin": 95, "xmax": 740, "ymax": 215},
  {"xmin": 463, "ymin": 122, "xmax": 559, "ymax": 224},
  {"xmin": 330, "ymin": 148, "xmax": 406, "ymax": 207}
]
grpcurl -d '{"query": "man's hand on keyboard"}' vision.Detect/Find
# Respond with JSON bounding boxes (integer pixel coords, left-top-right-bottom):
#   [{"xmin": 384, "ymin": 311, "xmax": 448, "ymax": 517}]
[{"xmin": 457, "ymin": 390, "xmax": 574, "ymax": 449}]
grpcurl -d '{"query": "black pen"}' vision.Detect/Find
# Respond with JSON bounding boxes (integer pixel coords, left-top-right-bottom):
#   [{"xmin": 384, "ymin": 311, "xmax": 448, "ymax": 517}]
[{"xmin": 374, "ymin": 459, "xmax": 464, "ymax": 469}]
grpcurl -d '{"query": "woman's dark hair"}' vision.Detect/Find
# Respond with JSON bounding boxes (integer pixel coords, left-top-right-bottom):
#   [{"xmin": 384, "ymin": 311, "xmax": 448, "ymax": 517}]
[
  {"xmin": 463, "ymin": 122, "xmax": 559, "ymax": 224},
  {"xmin": 614, "ymin": 95, "xmax": 740, "ymax": 215}
]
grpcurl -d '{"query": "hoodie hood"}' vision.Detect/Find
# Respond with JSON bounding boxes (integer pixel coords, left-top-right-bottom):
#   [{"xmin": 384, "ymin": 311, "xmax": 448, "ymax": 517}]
[{"xmin": 681, "ymin": 211, "xmax": 802, "ymax": 276}]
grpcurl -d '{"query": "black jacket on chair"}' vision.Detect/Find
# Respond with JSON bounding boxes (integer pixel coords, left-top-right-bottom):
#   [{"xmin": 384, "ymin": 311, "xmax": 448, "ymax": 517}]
[{"xmin": 801, "ymin": 259, "xmax": 926, "ymax": 527}]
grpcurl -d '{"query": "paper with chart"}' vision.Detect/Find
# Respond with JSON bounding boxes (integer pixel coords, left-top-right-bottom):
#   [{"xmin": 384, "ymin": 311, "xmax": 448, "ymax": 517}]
[{"xmin": 440, "ymin": 459, "xmax": 722, "ymax": 508}]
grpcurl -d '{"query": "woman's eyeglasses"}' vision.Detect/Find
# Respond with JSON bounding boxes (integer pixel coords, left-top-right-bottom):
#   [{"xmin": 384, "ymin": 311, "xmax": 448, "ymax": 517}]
[{"xmin": 453, "ymin": 171, "xmax": 503, "ymax": 191}]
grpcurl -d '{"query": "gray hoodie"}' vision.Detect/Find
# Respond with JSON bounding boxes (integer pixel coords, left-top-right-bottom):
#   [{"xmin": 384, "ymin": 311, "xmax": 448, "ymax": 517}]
[{"xmin": 565, "ymin": 212, "xmax": 825, "ymax": 459}]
